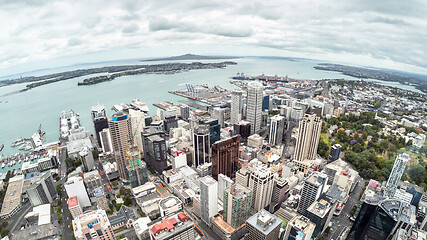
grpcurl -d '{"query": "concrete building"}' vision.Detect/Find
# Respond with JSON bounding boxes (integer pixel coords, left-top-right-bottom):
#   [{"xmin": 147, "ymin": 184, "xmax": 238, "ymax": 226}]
[
  {"xmin": 246, "ymin": 81, "xmax": 264, "ymax": 134},
  {"xmin": 245, "ymin": 209, "xmax": 281, "ymax": 240},
  {"xmin": 142, "ymin": 127, "xmax": 168, "ymax": 173},
  {"xmin": 200, "ymin": 176, "xmax": 218, "ymax": 224},
  {"xmin": 213, "ymin": 107, "xmax": 225, "ymax": 128},
  {"xmin": 148, "ymin": 212, "xmax": 195, "ymax": 240},
  {"xmin": 133, "ymin": 217, "xmax": 151, "ymax": 240},
  {"xmin": 193, "ymin": 125, "xmax": 210, "ymax": 167},
  {"xmin": 218, "ymin": 174, "xmax": 234, "ymax": 204},
  {"xmin": 306, "ymin": 199, "xmax": 335, "ymax": 237},
  {"xmin": 68, "ymin": 196, "xmax": 83, "ymax": 219},
  {"xmin": 247, "ymin": 134, "xmax": 263, "ymax": 148},
  {"xmin": 249, "ymin": 164, "xmax": 274, "ymax": 212},
  {"xmin": 297, "ymin": 172, "xmax": 328, "ymax": 216},
  {"xmin": 224, "ymin": 184, "xmax": 252, "ymax": 228},
  {"xmin": 129, "ymin": 109, "xmax": 146, "ymax": 153},
  {"xmin": 233, "ymin": 120, "xmax": 251, "ymax": 141},
  {"xmin": 91, "ymin": 104, "xmax": 109, "ymax": 147},
  {"xmin": 127, "ymin": 149, "xmax": 149, "ymax": 188},
  {"xmin": 108, "ymin": 111, "xmax": 132, "ymax": 180},
  {"xmin": 231, "ymin": 90, "xmax": 243, "ymax": 124},
  {"xmin": 72, "ymin": 209, "xmax": 115, "ymax": 240},
  {"xmin": 268, "ymin": 115, "xmax": 285, "ymax": 145},
  {"xmin": 270, "ymin": 177, "xmax": 289, "ymax": 212},
  {"xmin": 171, "ymin": 151, "xmax": 187, "ymax": 169},
  {"xmin": 180, "ymin": 105, "xmax": 190, "ymax": 120},
  {"xmin": 0, "ymin": 175, "xmax": 24, "ymax": 219},
  {"xmin": 283, "ymin": 215, "xmax": 315, "ymax": 240},
  {"xmin": 79, "ymin": 146, "xmax": 95, "ymax": 172},
  {"xmin": 385, "ymin": 153, "xmax": 409, "ymax": 198},
  {"xmin": 65, "ymin": 176, "xmax": 91, "ymax": 208},
  {"xmin": 293, "ymin": 114, "xmax": 322, "ymax": 174},
  {"xmin": 99, "ymin": 128, "xmax": 113, "ymax": 153},
  {"xmin": 26, "ymin": 171, "xmax": 57, "ymax": 207},
  {"xmin": 159, "ymin": 196, "xmax": 183, "ymax": 217},
  {"xmin": 329, "ymin": 143, "xmax": 341, "ymax": 162},
  {"xmin": 212, "ymin": 135, "xmax": 240, "ymax": 180}
]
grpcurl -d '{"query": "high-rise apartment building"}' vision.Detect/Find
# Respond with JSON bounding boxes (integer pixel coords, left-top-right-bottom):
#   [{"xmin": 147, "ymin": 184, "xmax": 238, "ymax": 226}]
[
  {"xmin": 91, "ymin": 104, "xmax": 109, "ymax": 147},
  {"xmin": 99, "ymin": 128, "xmax": 113, "ymax": 153},
  {"xmin": 297, "ymin": 172, "xmax": 327, "ymax": 216},
  {"xmin": 200, "ymin": 176, "xmax": 218, "ymax": 224},
  {"xmin": 268, "ymin": 115, "xmax": 285, "ymax": 145},
  {"xmin": 26, "ymin": 171, "xmax": 57, "ymax": 207},
  {"xmin": 129, "ymin": 109, "xmax": 146, "ymax": 153},
  {"xmin": 249, "ymin": 164, "xmax": 274, "ymax": 212},
  {"xmin": 246, "ymin": 81, "xmax": 264, "ymax": 134},
  {"xmin": 293, "ymin": 114, "xmax": 322, "ymax": 174},
  {"xmin": 127, "ymin": 148, "xmax": 149, "ymax": 188},
  {"xmin": 193, "ymin": 125, "xmax": 210, "ymax": 167},
  {"xmin": 180, "ymin": 105, "xmax": 190, "ymax": 120},
  {"xmin": 223, "ymin": 184, "xmax": 252, "ymax": 228},
  {"xmin": 231, "ymin": 90, "xmax": 243, "ymax": 124},
  {"xmin": 79, "ymin": 146, "xmax": 95, "ymax": 172},
  {"xmin": 306, "ymin": 199, "xmax": 335, "ymax": 237},
  {"xmin": 385, "ymin": 153, "xmax": 409, "ymax": 198},
  {"xmin": 108, "ymin": 111, "xmax": 132, "ymax": 180},
  {"xmin": 212, "ymin": 135, "xmax": 240, "ymax": 180},
  {"xmin": 245, "ymin": 209, "xmax": 281, "ymax": 240},
  {"xmin": 72, "ymin": 209, "xmax": 115, "ymax": 240}
]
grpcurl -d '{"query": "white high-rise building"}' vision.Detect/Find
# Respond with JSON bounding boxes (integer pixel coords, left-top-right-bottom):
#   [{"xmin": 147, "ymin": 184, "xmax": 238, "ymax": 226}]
[
  {"xmin": 231, "ymin": 90, "xmax": 243, "ymax": 124},
  {"xmin": 248, "ymin": 164, "xmax": 274, "ymax": 212},
  {"xmin": 385, "ymin": 153, "xmax": 409, "ymax": 198},
  {"xmin": 293, "ymin": 114, "xmax": 322, "ymax": 174},
  {"xmin": 218, "ymin": 174, "xmax": 234, "ymax": 204},
  {"xmin": 200, "ymin": 176, "xmax": 218, "ymax": 224},
  {"xmin": 246, "ymin": 82, "xmax": 263, "ymax": 134},
  {"xmin": 129, "ymin": 109, "xmax": 146, "ymax": 153},
  {"xmin": 213, "ymin": 107, "xmax": 225, "ymax": 128},
  {"xmin": 99, "ymin": 128, "xmax": 113, "ymax": 153},
  {"xmin": 268, "ymin": 115, "xmax": 285, "ymax": 145},
  {"xmin": 65, "ymin": 176, "xmax": 91, "ymax": 208}
]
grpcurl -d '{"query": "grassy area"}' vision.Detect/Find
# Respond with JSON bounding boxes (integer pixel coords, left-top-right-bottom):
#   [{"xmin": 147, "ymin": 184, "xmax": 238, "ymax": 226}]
[
  {"xmin": 321, "ymin": 133, "xmax": 331, "ymax": 148},
  {"xmin": 277, "ymin": 216, "xmax": 287, "ymax": 227}
]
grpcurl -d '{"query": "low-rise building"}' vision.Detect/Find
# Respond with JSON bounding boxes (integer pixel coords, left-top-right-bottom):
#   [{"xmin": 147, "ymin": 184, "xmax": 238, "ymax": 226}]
[
  {"xmin": 0, "ymin": 175, "xmax": 24, "ymax": 219},
  {"xmin": 68, "ymin": 196, "xmax": 83, "ymax": 219},
  {"xmin": 159, "ymin": 196, "xmax": 183, "ymax": 217},
  {"xmin": 72, "ymin": 209, "xmax": 115, "ymax": 240},
  {"xmin": 148, "ymin": 212, "xmax": 195, "ymax": 240}
]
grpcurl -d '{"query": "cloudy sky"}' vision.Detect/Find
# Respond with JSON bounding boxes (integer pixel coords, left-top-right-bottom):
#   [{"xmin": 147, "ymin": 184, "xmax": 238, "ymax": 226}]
[{"xmin": 1, "ymin": 0, "xmax": 427, "ymax": 76}]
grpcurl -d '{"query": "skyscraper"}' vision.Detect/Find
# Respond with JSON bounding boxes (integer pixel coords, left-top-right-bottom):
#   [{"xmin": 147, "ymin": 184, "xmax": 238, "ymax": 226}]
[
  {"xmin": 283, "ymin": 215, "xmax": 315, "ymax": 240},
  {"xmin": 99, "ymin": 128, "xmax": 113, "ymax": 153},
  {"xmin": 218, "ymin": 174, "xmax": 234, "ymax": 204},
  {"xmin": 385, "ymin": 153, "xmax": 409, "ymax": 198},
  {"xmin": 180, "ymin": 104, "xmax": 190, "ymax": 120},
  {"xmin": 212, "ymin": 107, "xmax": 225, "ymax": 128},
  {"xmin": 249, "ymin": 164, "xmax": 274, "ymax": 212},
  {"xmin": 129, "ymin": 109, "xmax": 146, "ymax": 153},
  {"xmin": 268, "ymin": 115, "xmax": 285, "ymax": 145},
  {"xmin": 211, "ymin": 135, "xmax": 240, "ymax": 180},
  {"xmin": 223, "ymin": 183, "xmax": 252, "ymax": 228},
  {"xmin": 127, "ymin": 148, "xmax": 149, "ymax": 188},
  {"xmin": 329, "ymin": 143, "xmax": 342, "ymax": 162},
  {"xmin": 91, "ymin": 104, "xmax": 109, "ymax": 147},
  {"xmin": 231, "ymin": 90, "xmax": 243, "ymax": 124},
  {"xmin": 193, "ymin": 125, "xmax": 210, "ymax": 167},
  {"xmin": 293, "ymin": 114, "xmax": 322, "ymax": 174},
  {"xmin": 108, "ymin": 111, "xmax": 132, "ymax": 180},
  {"xmin": 246, "ymin": 81, "xmax": 263, "ymax": 134},
  {"xmin": 297, "ymin": 172, "xmax": 328, "ymax": 216},
  {"xmin": 200, "ymin": 176, "xmax": 218, "ymax": 224},
  {"xmin": 245, "ymin": 209, "xmax": 281, "ymax": 240},
  {"xmin": 142, "ymin": 127, "xmax": 168, "ymax": 172},
  {"xmin": 65, "ymin": 176, "xmax": 91, "ymax": 208}
]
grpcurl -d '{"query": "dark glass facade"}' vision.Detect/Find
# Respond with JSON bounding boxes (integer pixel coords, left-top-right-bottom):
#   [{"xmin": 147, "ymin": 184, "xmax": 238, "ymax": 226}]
[{"xmin": 211, "ymin": 135, "xmax": 240, "ymax": 180}]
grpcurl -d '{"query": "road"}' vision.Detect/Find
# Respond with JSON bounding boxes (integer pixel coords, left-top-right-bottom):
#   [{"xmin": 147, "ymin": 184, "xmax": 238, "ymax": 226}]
[
  {"xmin": 8, "ymin": 202, "xmax": 32, "ymax": 234},
  {"xmin": 58, "ymin": 146, "xmax": 74, "ymax": 240},
  {"xmin": 326, "ymin": 177, "xmax": 366, "ymax": 240}
]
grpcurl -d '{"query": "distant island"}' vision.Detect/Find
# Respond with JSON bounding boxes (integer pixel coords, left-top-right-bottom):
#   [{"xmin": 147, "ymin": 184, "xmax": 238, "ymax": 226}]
[
  {"xmin": 0, "ymin": 61, "xmax": 236, "ymax": 92},
  {"xmin": 314, "ymin": 63, "xmax": 427, "ymax": 93},
  {"xmin": 141, "ymin": 53, "xmax": 238, "ymax": 62}
]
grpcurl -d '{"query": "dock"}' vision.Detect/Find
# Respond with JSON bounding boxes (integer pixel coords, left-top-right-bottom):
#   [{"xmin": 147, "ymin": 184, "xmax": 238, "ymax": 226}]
[{"xmin": 153, "ymin": 101, "xmax": 174, "ymax": 111}]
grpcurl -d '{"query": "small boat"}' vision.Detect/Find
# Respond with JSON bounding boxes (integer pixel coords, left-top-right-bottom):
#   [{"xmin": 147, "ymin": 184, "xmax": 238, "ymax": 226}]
[
  {"xmin": 1, "ymin": 163, "xmax": 5, "ymax": 168},
  {"xmin": 0, "ymin": 144, "xmax": 3, "ymax": 152}
]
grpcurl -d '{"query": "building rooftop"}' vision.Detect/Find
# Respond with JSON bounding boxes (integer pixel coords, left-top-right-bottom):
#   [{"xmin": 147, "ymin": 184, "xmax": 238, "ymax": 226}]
[
  {"xmin": 68, "ymin": 196, "xmax": 79, "ymax": 208},
  {"xmin": 307, "ymin": 199, "xmax": 332, "ymax": 218},
  {"xmin": 246, "ymin": 209, "xmax": 281, "ymax": 235},
  {"xmin": 213, "ymin": 216, "xmax": 241, "ymax": 234},
  {"xmin": 24, "ymin": 204, "xmax": 51, "ymax": 226},
  {"xmin": 291, "ymin": 215, "xmax": 315, "ymax": 235},
  {"xmin": 148, "ymin": 212, "xmax": 192, "ymax": 238},
  {"xmin": 0, "ymin": 175, "xmax": 24, "ymax": 218},
  {"xmin": 83, "ymin": 170, "xmax": 100, "ymax": 180},
  {"xmin": 12, "ymin": 222, "xmax": 59, "ymax": 240},
  {"xmin": 159, "ymin": 196, "xmax": 182, "ymax": 209},
  {"xmin": 72, "ymin": 209, "xmax": 110, "ymax": 238}
]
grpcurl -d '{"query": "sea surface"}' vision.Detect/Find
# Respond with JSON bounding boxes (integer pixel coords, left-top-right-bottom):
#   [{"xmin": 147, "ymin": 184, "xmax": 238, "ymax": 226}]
[{"xmin": 0, "ymin": 57, "xmax": 422, "ymax": 173}]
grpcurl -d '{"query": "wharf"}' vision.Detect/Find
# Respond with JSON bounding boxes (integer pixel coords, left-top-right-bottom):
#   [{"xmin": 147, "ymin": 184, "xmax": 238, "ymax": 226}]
[
  {"xmin": 153, "ymin": 101, "xmax": 174, "ymax": 111},
  {"xmin": 168, "ymin": 91, "xmax": 199, "ymax": 101}
]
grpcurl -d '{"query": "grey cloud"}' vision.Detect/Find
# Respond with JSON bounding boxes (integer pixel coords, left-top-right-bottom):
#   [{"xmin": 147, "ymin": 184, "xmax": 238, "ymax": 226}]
[
  {"xmin": 122, "ymin": 24, "xmax": 139, "ymax": 34},
  {"xmin": 68, "ymin": 37, "xmax": 83, "ymax": 46},
  {"xmin": 366, "ymin": 15, "xmax": 410, "ymax": 25}
]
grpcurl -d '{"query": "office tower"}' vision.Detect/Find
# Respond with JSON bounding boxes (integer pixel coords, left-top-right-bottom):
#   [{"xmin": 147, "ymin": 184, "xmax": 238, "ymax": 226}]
[
  {"xmin": 91, "ymin": 104, "xmax": 109, "ymax": 147},
  {"xmin": 231, "ymin": 90, "xmax": 243, "ymax": 124},
  {"xmin": 142, "ymin": 127, "xmax": 167, "ymax": 172},
  {"xmin": 108, "ymin": 111, "xmax": 132, "ymax": 180},
  {"xmin": 148, "ymin": 212, "xmax": 195, "ymax": 240},
  {"xmin": 164, "ymin": 115, "xmax": 178, "ymax": 132},
  {"xmin": 83, "ymin": 170, "xmax": 102, "ymax": 194},
  {"xmin": 200, "ymin": 117, "xmax": 221, "ymax": 144},
  {"xmin": 268, "ymin": 115, "xmax": 285, "ymax": 145},
  {"xmin": 270, "ymin": 177, "xmax": 289, "ymax": 212},
  {"xmin": 200, "ymin": 176, "xmax": 218, "ymax": 224},
  {"xmin": 245, "ymin": 209, "xmax": 281, "ymax": 240},
  {"xmin": 129, "ymin": 109, "xmax": 146, "ymax": 153},
  {"xmin": 26, "ymin": 171, "xmax": 57, "ymax": 207},
  {"xmin": 385, "ymin": 153, "xmax": 409, "ymax": 198},
  {"xmin": 72, "ymin": 209, "xmax": 115, "ymax": 240},
  {"xmin": 171, "ymin": 150, "xmax": 187, "ymax": 169},
  {"xmin": 306, "ymin": 199, "xmax": 335, "ymax": 237},
  {"xmin": 262, "ymin": 94, "xmax": 270, "ymax": 111},
  {"xmin": 329, "ymin": 143, "xmax": 341, "ymax": 162},
  {"xmin": 246, "ymin": 81, "xmax": 264, "ymax": 134},
  {"xmin": 68, "ymin": 196, "xmax": 83, "ymax": 219},
  {"xmin": 127, "ymin": 148, "xmax": 149, "ymax": 188},
  {"xmin": 249, "ymin": 164, "xmax": 274, "ymax": 212},
  {"xmin": 211, "ymin": 135, "xmax": 240, "ymax": 180},
  {"xmin": 99, "ymin": 128, "xmax": 113, "ymax": 153},
  {"xmin": 283, "ymin": 215, "xmax": 315, "ymax": 240},
  {"xmin": 79, "ymin": 146, "xmax": 95, "ymax": 172},
  {"xmin": 233, "ymin": 120, "xmax": 251, "ymax": 141},
  {"xmin": 348, "ymin": 196, "xmax": 382, "ymax": 240},
  {"xmin": 193, "ymin": 125, "xmax": 210, "ymax": 167},
  {"xmin": 180, "ymin": 105, "xmax": 190, "ymax": 120},
  {"xmin": 297, "ymin": 172, "xmax": 327, "ymax": 216},
  {"xmin": 212, "ymin": 107, "xmax": 225, "ymax": 128},
  {"xmin": 223, "ymin": 184, "xmax": 252, "ymax": 228},
  {"xmin": 218, "ymin": 174, "xmax": 234, "ymax": 204},
  {"xmin": 65, "ymin": 176, "xmax": 91, "ymax": 208},
  {"xmin": 293, "ymin": 114, "xmax": 322, "ymax": 174},
  {"xmin": 290, "ymin": 107, "xmax": 304, "ymax": 128}
]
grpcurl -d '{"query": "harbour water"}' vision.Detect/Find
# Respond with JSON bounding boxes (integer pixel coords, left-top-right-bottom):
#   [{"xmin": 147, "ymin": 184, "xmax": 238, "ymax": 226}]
[{"xmin": 0, "ymin": 57, "xmax": 422, "ymax": 173}]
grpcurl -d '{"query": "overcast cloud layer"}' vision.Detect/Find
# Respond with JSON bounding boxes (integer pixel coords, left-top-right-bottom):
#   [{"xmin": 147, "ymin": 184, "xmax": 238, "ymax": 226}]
[{"xmin": 1, "ymin": 0, "xmax": 427, "ymax": 75}]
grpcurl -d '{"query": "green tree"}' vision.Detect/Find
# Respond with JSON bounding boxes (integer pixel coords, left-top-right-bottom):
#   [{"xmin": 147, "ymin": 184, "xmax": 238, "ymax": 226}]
[
  {"xmin": 124, "ymin": 195, "xmax": 132, "ymax": 207},
  {"xmin": 0, "ymin": 228, "xmax": 9, "ymax": 238}
]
